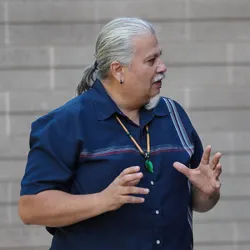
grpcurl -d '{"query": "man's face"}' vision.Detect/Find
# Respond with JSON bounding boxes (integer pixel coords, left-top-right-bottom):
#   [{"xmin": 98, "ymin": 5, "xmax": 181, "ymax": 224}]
[{"xmin": 123, "ymin": 34, "xmax": 167, "ymax": 104}]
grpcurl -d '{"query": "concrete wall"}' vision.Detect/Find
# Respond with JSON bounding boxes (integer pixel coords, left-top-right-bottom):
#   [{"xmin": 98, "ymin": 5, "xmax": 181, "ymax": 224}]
[{"xmin": 0, "ymin": 0, "xmax": 249, "ymax": 249}]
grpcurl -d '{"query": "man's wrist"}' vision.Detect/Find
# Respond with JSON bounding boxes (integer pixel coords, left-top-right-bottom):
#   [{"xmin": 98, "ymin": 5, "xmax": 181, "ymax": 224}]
[{"xmin": 95, "ymin": 191, "xmax": 111, "ymax": 213}]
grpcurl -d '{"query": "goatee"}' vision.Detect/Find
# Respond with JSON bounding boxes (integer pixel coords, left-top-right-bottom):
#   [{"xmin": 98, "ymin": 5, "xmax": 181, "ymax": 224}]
[{"xmin": 145, "ymin": 94, "xmax": 161, "ymax": 110}]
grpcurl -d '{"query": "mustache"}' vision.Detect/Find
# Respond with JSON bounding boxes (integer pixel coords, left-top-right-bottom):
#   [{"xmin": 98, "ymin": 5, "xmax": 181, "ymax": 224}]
[{"xmin": 153, "ymin": 73, "xmax": 165, "ymax": 83}]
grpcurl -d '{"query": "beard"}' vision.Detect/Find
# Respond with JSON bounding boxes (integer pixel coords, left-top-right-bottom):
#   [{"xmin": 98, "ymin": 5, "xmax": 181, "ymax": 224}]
[
  {"xmin": 144, "ymin": 93, "xmax": 161, "ymax": 110},
  {"xmin": 144, "ymin": 73, "xmax": 165, "ymax": 110}
]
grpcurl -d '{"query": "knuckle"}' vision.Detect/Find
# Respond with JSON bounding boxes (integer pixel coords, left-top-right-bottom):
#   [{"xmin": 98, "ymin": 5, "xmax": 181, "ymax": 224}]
[
  {"xmin": 119, "ymin": 186, "xmax": 127, "ymax": 195},
  {"xmin": 120, "ymin": 176, "xmax": 127, "ymax": 184},
  {"xmin": 216, "ymin": 167, "xmax": 222, "ymax": 173},
  {"xmin": 129, "ymin": 196, "xmax": 138, "ymax": 203},
  {"xmin": 118, "ymin": 196, "xmax": 125, "ymax": 204},
  {"xmin": 127, "ymin": 186, "xmax": 134, "ymax": 194},
  {"xmin": 120, "ymin": 169, "xmax": 127, "ymax": 176},
  {"xmin": 127, "ymin": 196, "xmax": 134, "ymax": 203},
  {"xmin": 137, "ymin": 188, "xmax": 144, "ymax": 194},
  {"xmin": 217, "ymin": 164, "xmax": 222, "ymax": 169},
  {"xmin": 123, "ymin": 196, "xmax": 132, "ymax": 203},
  {"xmin": 135, "ymin": 187, "xmax": 144, "ymax": 194},
  {"xmin": 113, "ymin": 178, "xmax": 119, "ymax": 185},
  {"xmin": 124, "ymin": 175, "xmax": 132, "ymax": 183}
]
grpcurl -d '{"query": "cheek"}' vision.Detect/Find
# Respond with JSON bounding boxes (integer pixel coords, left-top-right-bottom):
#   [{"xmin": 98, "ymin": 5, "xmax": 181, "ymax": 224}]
[
  {"xmin": 128, "ymin": 66, "xmax": 155, "ymax": 88},
  {"xmin": 146, "ymin": 67, "xmax": 157, "ymax": 79},
  {"xmin": 139, "ymin": 69, "xmax": 155, "ymax": 83}
]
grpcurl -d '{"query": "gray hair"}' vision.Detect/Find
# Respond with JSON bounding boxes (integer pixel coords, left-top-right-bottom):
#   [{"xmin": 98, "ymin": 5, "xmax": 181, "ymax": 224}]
[{"xmin": 77, "ymin": 17, "xmax": 156, "ymax": 95}]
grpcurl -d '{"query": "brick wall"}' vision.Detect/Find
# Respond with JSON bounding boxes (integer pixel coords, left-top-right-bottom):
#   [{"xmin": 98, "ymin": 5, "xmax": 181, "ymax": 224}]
[{"xmin": 0, "ymin": 0, "xmax": 249, "ymax": 249}]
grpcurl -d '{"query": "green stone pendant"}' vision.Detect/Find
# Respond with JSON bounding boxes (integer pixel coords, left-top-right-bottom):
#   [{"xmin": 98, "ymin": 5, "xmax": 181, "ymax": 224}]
[{"xmin": 145, "ymin": 159, "xmax": 154, "ymax": 173}]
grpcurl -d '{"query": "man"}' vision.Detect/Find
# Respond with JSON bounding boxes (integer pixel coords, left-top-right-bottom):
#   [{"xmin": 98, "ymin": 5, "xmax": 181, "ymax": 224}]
[{"xmin": 19, "ymin": 18, "xmax": 222, "ymax": 250}]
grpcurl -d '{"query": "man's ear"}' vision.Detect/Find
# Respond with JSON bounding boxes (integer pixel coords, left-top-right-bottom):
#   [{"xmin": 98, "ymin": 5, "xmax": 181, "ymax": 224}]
[{"xmin": 110, "ymin": 61, "xmax": 124, "ymax": 83}]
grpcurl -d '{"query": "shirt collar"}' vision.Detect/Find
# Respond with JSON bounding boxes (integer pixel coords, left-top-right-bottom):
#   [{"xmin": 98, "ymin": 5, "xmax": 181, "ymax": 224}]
[
  {"xmin": 91, "ymin": 79, "xmax": 169, "ymax": 121},
  {"xmin": 92, "ymin": 79, "xmax": 121, "ymax": 121},
  {"xmin": 153, "ymin": 97, "xmax": 170, "ymax": 117}
]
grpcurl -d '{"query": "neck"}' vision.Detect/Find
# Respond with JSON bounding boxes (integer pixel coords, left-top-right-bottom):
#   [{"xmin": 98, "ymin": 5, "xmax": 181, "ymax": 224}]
[
  {"xmin": 121, "ymin": 109, "xmax": 140, "ymax": 125},
  {"xmin": 102, "ymin": 80, "xmax": 141, "ymax": 125}
]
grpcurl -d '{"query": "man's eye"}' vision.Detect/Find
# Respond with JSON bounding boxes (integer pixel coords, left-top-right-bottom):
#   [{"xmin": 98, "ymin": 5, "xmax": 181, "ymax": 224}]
[{"xmin": 148, "ymin": 58, "xmax": 156, "ymax": 65}]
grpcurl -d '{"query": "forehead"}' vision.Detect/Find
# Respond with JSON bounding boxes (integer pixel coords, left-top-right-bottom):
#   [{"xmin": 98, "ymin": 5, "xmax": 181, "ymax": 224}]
[{"xmin": 132, "ymin": 34, "xmax": 161, "ymax": 58}]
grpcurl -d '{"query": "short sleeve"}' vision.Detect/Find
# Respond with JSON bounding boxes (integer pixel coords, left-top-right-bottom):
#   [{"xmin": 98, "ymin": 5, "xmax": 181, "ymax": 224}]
[{"xmin": 20, "ymin": 111, "xmax": 80, "ymax": 196}]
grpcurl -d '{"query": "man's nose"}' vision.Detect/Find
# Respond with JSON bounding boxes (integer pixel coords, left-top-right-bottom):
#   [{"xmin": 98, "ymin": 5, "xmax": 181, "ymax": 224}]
[{"xmin": 157, "ymin": 59, "xmax": 167, "ymax": 73}]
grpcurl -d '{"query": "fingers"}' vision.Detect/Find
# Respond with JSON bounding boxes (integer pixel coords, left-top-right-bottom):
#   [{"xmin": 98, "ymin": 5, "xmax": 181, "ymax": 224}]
[
  {"xmin": 119, "ymin": 166, "xmax": 140, "ymax": 177},
  {"xmin": 119, "ymin": 172, "xmax": 143, "ymax": 186},
  {"xmin": 173, "ymin": 162, "xmax": 191, "ymax": 178},
  {"xmin": 126, "ymin": 179, "xmax": 141, "ymax": 186},
  {"xmin": 123, "ymin": 186, "xmax": 150, "ymax": 195},
  {"xmin": 201, "ymin": 145, "xmax": 212, "ymax": 165},
  {"xmin": 120, "ymin": 183, "xmax": 150, "ymax": 205},
  {"xmin": 210, "ymin": 152, "xmax": 222, "ymax": 170},
  {"xmin": 105, "ymin": 166, "xmax": 149, "ymax": 211},
  {"xmin": 210, "ymin": 179, "xmax": 221, "ymax": 190},
  {"xmin": 210, "ymin": 163, "xmax": 222, "ymax": 191},
  {"xmin": 122, "ymin": 196, "xmax": 145, "ymax": 204},
  {"xmin": 117, "ymin": 166, "xmax": 144, "ymax": 186},
  {"xmin": 215, "ymin": 180, "xmax": 221, "ymax": 189},
  {"xmin": 200, "ymin": 145, "xmax": 222, "ymax": 170},
  {"xmin": 213, "ymin": 163, "xmax": 222, "ymax": 180}
]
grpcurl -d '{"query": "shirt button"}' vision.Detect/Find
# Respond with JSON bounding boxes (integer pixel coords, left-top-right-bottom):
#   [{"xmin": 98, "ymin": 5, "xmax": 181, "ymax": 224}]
[
  {"xmin": 155, "ymin": 210, "xmax": 160, "ymax": 215},
  {"xmin": 150, "ymin": 181, "xmax": 154, "ymax": 185},
  {"xmin": 156, "ymin": 240, "xmax": 161, "ymax": 245}
]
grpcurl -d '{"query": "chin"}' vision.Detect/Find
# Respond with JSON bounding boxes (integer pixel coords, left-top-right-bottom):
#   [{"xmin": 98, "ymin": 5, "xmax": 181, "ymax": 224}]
[{"xmin": 145, "ymin": 94, "xmax": 161, "ymax": 110}]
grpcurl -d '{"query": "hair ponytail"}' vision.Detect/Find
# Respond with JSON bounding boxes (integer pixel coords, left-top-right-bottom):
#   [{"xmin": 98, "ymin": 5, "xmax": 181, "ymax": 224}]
[{"xmin": 76, "ymin": 62, "xmax": 97, "ymax": 95}]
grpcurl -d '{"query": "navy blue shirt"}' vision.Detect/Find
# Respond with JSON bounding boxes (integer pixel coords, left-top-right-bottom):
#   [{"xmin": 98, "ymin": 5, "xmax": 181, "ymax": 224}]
[{"xmin": 21, "ymin": 79, "xmax": 203, "ymax": 250}]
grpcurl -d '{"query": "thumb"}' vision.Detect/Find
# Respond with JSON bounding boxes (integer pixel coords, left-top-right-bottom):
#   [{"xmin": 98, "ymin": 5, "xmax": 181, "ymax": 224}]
[{"xmin": 173, "ymin": 162, "xmax": 191, "ymax": 178}]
